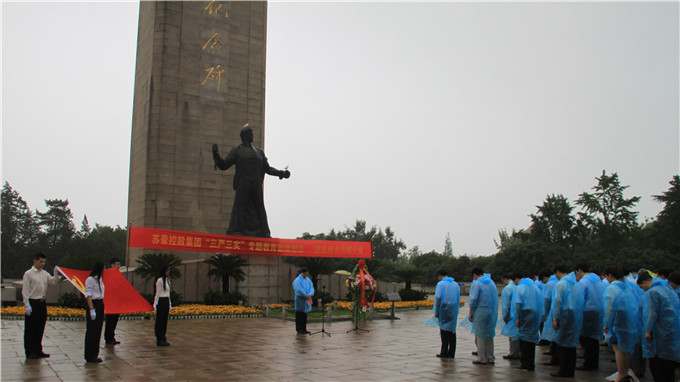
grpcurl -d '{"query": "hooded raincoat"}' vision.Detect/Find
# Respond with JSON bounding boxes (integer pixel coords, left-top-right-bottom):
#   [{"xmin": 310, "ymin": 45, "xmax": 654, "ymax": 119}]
[
  {"xmin": 543, "ymin": 275, "xmax": 558, "ymax": 321},
  {"xmin": 500, "ymin": 281, "xmax": 519, "ymax": 340},
  {"xmin": 503, "ymin": 278, "xmax": 543, "ymax": 343},
  {"xmin": 603, "ymin": 279, "xmax": 640, "ymax": 354},
  {"xmin": 541, "ymin": 272, "xmax": 584, "ymax": 348},
  {"xmin": 579, "ymin": 273, "xmax": 604, "ymax": 340},
  {"xmin": 434, "ymin": 277, "xmax": 461, "ymax": 332},
  {"xmin": 641, "ymin": 279, "xmax": 680, "ymax": 362},
  {"xmin": 293, "ymin": 274, "xmax": 314, "ymax": 313},
  {"xmin": 469, "ymin": 274, "xmax": 498, "ymax": 340}
]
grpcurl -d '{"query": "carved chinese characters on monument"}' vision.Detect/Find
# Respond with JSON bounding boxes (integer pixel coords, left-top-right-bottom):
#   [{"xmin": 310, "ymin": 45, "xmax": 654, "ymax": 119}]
[{"xmin": 201, "ymin": 1, "xmax": 228, "ymax": 92}]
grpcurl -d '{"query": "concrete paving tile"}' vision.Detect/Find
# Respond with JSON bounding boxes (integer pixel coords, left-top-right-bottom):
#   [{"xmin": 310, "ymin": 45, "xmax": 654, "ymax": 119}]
[{"xmin": 2, "ymin": 304, "xmax": 639, "ymax": 381}]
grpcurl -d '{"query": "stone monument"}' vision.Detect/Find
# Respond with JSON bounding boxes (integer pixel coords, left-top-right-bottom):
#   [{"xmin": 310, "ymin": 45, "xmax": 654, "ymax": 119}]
[{"xmin": 127, "ymin": 1, "xmax": 282, "ymax": 302}]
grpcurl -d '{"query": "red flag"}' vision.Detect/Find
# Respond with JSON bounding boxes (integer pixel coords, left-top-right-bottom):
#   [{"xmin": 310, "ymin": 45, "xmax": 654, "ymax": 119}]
[{"xmin": 56, "ymin": 266, "xmax": 154, "ymax": 314}]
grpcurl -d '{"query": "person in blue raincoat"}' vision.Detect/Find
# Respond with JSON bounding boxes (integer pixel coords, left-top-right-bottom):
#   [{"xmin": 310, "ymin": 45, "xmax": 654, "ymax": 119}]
[
  {"xmin": 468, "ymin": 268, "xmax": 498, "ymax": 365},
  {"xmin": 637, "ymin": 272, "xmax": 680, "ymax": 382},
  {"xmin": 504, "ymin": 277, "xmax": 543, "ymax": 371},
  {"xmin": 433, "ymin": 269, "xmax": 460, "ymax": 359},
  {"xmin": 603, "ymin": 265, "xmax": 641, "ymax": 382},
  {"xmin": 669, "ymin": 272, "xmax": 680, "ymax": 301},
  {"xmin": 575, "ymin": 263, "xmax": 604, "ymax": 371},
  {"xmin": 293, "ymin": 268, "xmax": 314, "ymax": 334},
  {"xmin": 500, "ymin": 274, "xmax": 520, "ymax": 360},
  {"xmin": 541, "ymin": 265, "xmax": 584, "ymax": 378}
]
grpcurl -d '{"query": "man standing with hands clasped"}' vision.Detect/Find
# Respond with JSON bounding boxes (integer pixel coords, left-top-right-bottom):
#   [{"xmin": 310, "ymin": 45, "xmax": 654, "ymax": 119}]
[
  {"xmin": 293, "ymin": 268, "xmax": 314, "ymax": 334},
  {"xmin": 434, "ymin": 270, "xmax": 460, "ymax": 358},
  {"xmin": 22, "ymin": 253, "xmax": 61, "ymax": 359}
]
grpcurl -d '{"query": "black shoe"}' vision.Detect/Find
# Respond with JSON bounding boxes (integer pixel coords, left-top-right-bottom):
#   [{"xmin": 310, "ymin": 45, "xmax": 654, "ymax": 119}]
[
  {"xmin": 436, "ymin": 353, "xmax": 445, "ymax": 358},
  {"xmin": 471, "ymin": 351, "xmax": 478, "ymax": 356},
  {"xmin": 550, "ymin": 372, "xmax": 573, "ymax": 378},
  {"xmin": 105, "ymin": 340, "xmax": 121, "ymax": 345},
  {"xmin": 542, "ymin": 362, "xmax": 559, "ymax": 366},
  {"xmin": 86, "ymin": 358, "xmax": 103, "ymax": 363},
  {"xmin": 542, "ymin": 351, "xmax": 553, "ymax": 355},
  {"xmin": 472, "ymin": 360, "xmax": 487, "ymax": 365},
  {"xmin": 26, "ymin": 354, "xmax": 40, "ymax": 360},
  {"xmin": 513, "ymin": 366, "xmax": 533, "ymax": 371},
  {"xmin": 503, "ymin": 355, "xmax": 520, "ymax": 360},
  {"xmin": 37, "ymin": 352, "xmax": 50, "ymax": 358},
  {"xmin": 156, "ymin": 342, "xmax": 170, "ymax": 347},
  {"xmin": 575, "ymin": 365, "xmax": 596, "ymax": 371}
]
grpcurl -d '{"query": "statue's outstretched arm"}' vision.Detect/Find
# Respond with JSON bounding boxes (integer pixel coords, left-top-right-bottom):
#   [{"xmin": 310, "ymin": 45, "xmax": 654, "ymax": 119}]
[{"xmin": 212, "ymin": 144, "xmax": 235, "ymax": 171}]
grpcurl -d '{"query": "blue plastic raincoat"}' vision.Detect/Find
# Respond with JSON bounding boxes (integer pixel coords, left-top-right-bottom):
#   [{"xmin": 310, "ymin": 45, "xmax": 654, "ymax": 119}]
[
  {"xmin": 503, "ymin": 278, "xmax": 543, "ymax": 343},
  {"xmin": 541, "ymin": 272, "xmax": 584, "ymax": 348},
  {"xmin": 543, "ymin": 275, "xmax": 558, "ymax": 321},
  {"xmin": 579, "ymin": 273, "xmax": 604, "ymax": 340},
  {"xmin": 642, "ymin": 280, "xmax": 680, "ymax": 362},
  {"xmin": 433, "ymin": 277, "xmax": 461, "ymax": 332},
  {"xmin": 293, "ymin": 274, "xmax": 314, "ymax": 313},
  {"xmin": 603, "ymin": 279, "xmax": 640, "ymax": 354},
  {"xmin": 468, "ymin": 274, "xmax": 498, "ymax": 340},
  {"xmin": 500, "ymin": 281, "xmax": 518, "ymax": 340}
]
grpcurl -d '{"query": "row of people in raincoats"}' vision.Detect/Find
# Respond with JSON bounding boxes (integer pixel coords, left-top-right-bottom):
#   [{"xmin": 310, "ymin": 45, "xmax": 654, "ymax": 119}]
[{"xmin": 431, "ymin": 264, "xmax": 680, "ymax": 382}]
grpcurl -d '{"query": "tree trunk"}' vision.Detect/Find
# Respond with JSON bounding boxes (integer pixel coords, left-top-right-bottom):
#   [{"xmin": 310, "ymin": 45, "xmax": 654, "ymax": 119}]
[{"xmin": 222, "ymin": 276, "xmax": 229, "ymax": 293}]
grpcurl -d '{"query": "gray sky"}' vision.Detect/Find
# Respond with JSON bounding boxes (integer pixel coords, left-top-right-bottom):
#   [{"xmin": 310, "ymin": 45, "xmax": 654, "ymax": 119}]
[{"xmin": 2, "ymin": 1, "xmax": 678, "ymax": 256}]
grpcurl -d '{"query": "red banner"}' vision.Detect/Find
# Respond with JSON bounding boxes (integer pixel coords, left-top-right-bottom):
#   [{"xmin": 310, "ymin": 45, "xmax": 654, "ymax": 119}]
[
  {"xmin": 128, "ymin": 227, "xmax": 372, "ymax": 258},
  {"xmin": 56, "ymin": 266, "xmax": 154, "ymax": 314}
]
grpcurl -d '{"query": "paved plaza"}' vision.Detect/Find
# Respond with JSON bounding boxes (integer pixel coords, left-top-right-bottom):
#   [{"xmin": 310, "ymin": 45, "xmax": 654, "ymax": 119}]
[{"xmin": 2, "ymin": 302, "xmax": 628, "ymax": 381}]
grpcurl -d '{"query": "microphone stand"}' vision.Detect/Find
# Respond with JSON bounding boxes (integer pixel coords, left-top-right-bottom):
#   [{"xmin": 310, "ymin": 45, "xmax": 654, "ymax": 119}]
[
  {"xmin": 347, "ymin": 300, "xmax": 370, "ymax": 334},
  {"xmin": 309, "ymin": 286, "xmax": 331, "ymax": 337}
]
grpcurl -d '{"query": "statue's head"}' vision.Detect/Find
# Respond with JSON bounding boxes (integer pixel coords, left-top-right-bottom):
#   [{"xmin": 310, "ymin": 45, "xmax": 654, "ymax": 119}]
[{"xmin": 240, "ymin": 124, "xmax": 253, "ymax": 143}]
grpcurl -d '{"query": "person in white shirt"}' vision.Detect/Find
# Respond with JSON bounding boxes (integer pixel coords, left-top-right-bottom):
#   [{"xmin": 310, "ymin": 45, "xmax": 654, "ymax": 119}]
[
  {"xmin": 84, "ymin": 261, "xmax": 106, "ymax": 363},
  {"xmin": 22, "ymin": 252, "xmax": 60, "ymax": 359},
  {"xmin": 154, "ymin": 264, "xmax": 172, "ymax": 346}
]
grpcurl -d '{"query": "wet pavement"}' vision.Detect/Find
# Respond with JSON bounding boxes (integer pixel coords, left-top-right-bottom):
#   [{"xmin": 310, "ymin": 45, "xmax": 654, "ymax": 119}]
[{"xmin": 2, "ymin": 301, "xmax": 630, "ymax": 381}]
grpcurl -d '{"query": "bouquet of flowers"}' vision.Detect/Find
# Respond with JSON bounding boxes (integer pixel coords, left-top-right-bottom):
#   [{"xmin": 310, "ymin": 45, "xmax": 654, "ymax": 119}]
[{"xmin": 346, "ymin": 260, "xmax": 377, "ymax": 318}]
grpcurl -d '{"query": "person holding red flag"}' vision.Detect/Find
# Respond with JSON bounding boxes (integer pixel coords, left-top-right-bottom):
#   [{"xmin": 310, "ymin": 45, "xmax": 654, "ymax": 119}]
[{"xmin": 22, "ymin": 253, "xmax": 61, "ymax": 360}]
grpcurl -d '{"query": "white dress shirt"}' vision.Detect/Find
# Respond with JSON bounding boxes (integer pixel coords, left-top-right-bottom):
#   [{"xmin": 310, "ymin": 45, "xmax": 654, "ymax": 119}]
[
  {"xmin": 22, "ymin": 266, "xmax": 59, "ymax": 306},
  {"xmin": 153, "ymin": 277, "xmax": 171, "ymax": 306},
  {"xmin": 85, "ymin": 276, "xmax": 105, "ymax": 300}
]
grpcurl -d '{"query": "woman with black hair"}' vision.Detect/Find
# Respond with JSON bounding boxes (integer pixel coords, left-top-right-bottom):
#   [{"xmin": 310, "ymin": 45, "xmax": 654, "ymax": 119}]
[
  {"xmin": 153, "ymin": 264, "xmax": 172, "ymax": 346},
  {"xmin": 84, "ymin": 261, "xmax": 105, "ymax": 363}
]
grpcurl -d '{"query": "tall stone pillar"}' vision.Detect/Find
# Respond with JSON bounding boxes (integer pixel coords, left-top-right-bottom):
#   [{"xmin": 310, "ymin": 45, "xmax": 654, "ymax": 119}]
[{"xmin": 127, "ymin": 1, "xmax": 281, "ymax": 303}]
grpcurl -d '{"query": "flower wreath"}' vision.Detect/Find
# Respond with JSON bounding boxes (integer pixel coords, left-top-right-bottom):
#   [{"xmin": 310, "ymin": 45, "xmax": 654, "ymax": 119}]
[{"xmin": 346, "ymin": 260, "xmax": 377, "ymax": 314}]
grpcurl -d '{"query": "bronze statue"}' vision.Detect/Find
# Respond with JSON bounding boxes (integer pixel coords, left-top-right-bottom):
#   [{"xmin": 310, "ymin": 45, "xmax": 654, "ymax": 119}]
[{"xmin": 212, "ymin": 124, "xmax": 290, "ymax": 238}]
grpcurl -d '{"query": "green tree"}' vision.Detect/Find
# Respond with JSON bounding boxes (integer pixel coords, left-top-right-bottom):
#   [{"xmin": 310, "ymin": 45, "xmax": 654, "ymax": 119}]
[
  {"xmin": 529, "ymin": 194, "xmax": 575, "ymax": 246},
  {"xmin": 395, "ymin": 263, "xmax": 419, "ymax": 289},
  {"xmin": 576, "ymin": 170, "xmax": 641, "ymax": 233},
  {"xmin": 337, "ymin": 220, "xmax": 406, "ymax": 262},
  {"xmin": 134, "ymin": 253, "xmax": 182, "ymax": 281},
  {"xmin": 443, "ymin": 233, "xmax": 453, "ymax": 256},
  {"xmin": 77, "ymin": 215, "xmax": 91, "ymax": 238},
  {"xmin": 286, "ymin": 256, "xmax": 335, "ymax": 291},
  {"xmin": 205, "ymin": 254, "xmax": 248, "ymax": 293},
  {"xmin": 576, "ymin": 170, "xmax": 641, "ymax": 260},
  {"xmin": 651, "ymin": 175, "xmax": 680, "ymax": 255},
  {"xmin": 1, "ymin": 183, "xmax": 41, "ymax": 278},
  {"xmin": 36, "ymin": 199, "xmax": 76, "ymax": 250}
]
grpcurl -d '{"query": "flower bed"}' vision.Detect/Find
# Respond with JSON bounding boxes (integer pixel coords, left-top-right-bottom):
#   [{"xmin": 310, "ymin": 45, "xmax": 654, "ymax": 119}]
[{"xmin": 1, "ymin": 304, "xmax": 263, "ymax": 321}]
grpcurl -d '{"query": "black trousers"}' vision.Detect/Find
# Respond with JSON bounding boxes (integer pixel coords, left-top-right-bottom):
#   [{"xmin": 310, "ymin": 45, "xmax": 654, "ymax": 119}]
[
  {"xmin": 549, "ymin": 341, "xmax": 560, "ymax": 364},
  {"xmin": 649, "ymin": 357, "xmax": 679, "ymax": 382},
  {"xmin": 519, "ymin": 340, "xmax": 536, "ymax": 370},
  {"xmin": 557, "ymin": 345, "xmax": 576, "ymax": 377},
  {"xmin": 295, "ymin": 311, "xmax": 308, "ymax": 333},
  {"xmin": 155, "ymin": 297, "xmax": 169, "ymax": 343},
  {"xmin": 84, "ymin": 299, "xmax": 105, "ymax": 361},
  {"xmin": 24, "ymin": 299, "xmax": 47, "ymax": 357},
  {"xmin": 439, "ymin": 330, "xmax": 456, "ymax": 358},
  {"xmin": 579, "ymin": 335, "xmax": 600, "ymax": 369},
  {"xmin": 104, "ymin": 314, "xmax": 119, "ymax": 342}
]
